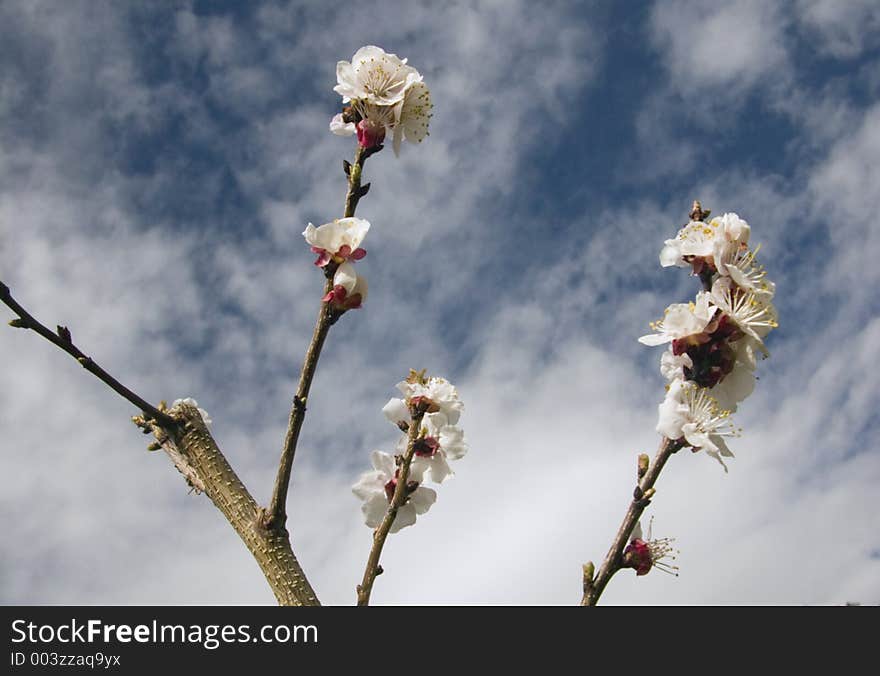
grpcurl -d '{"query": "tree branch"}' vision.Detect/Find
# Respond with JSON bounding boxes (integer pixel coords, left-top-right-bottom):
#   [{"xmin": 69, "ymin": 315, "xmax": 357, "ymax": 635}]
[
  {"xmin": 0, "ymin": 280, "xmax": 175, "ymax": 427},
  {"xmin": 265, "ymin": 144, "xmax": 377, "ymax": 528},
  {"xmin": 581, "ymin": 436, "xmax": 682, "ymax": 606},
  {"xmin": 138, "ymin": 404, "xmax": 319, "ymax": 606},
  {"xmin": 356, "ymin": 408, "xmax": 426, "ymax": 606},
  {"xmin": 2, "ymin": 281, "xmax": 319, "ymax": 604}
]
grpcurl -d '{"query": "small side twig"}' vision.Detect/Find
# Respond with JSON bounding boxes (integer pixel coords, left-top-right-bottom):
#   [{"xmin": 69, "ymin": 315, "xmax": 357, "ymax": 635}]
[
  {"xmin": 356, "ymin": 408, "xmax": 426, "ymax": 606},
  {"xmin": 0, "ymin": 281, "xmax": 175, "ymax": 428},
  {"xmin": 265, "ymin": 143, "xmax": 377, "ymax": 529},
  {"xmin": 581, "ymin": 436, "xmax": 681, "ymax": 606}
]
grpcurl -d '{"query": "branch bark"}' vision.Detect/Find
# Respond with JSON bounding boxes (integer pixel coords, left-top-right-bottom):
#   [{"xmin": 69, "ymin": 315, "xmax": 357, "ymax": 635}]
[
  {"xmin": 2, "ymin": 283, "xmax": 319, "ymax": 604},
  {"xmin": 265, "ymin": 143, "xmax": 376, "ymax": 528},
  {"xmin": 139, "ymin": 405, "xmax": 318, "ymax": 606},
  {"xmin": 1, "ymin": 281, "xmax": 175, "ymax": 428},
  {"xmin": 581, "ymin": 437, "xmax": 681, "ymax": 606}
]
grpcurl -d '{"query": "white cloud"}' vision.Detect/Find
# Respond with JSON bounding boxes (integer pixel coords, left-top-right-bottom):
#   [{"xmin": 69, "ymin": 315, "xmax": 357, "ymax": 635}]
[{"xmin": 1, "ymin": 0, "xmax": 878, "ymax": 608}]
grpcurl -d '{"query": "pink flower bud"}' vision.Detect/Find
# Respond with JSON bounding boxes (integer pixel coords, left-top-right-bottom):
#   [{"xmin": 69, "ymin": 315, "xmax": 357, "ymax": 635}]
[{"xmin": 357, "ymin": 118, "xmax": 386, "ymax": 149}]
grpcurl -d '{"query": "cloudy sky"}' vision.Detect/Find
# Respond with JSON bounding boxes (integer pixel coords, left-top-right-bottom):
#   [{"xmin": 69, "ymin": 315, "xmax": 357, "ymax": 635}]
[{"xmin": 1, "ymin": 0, "xmax": 878, "ymax": 605}]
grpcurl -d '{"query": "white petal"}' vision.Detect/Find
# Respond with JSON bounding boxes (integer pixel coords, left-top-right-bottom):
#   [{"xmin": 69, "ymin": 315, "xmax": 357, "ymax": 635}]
[
  {"xmin": 439, "ymin": 425, "xmax": 467, "ymax": 461},
  {"xmin": 631, "ymin": 521, "xmax": 643, "ymax": 541},
  {"xmin": 390, "ymin": 504, "xmax": 417, "ymax": 533},
  {"xmin": 362, "ymin": 494, "xmax": 388, "ymax": 528},
  {"xmin": 334, "ymin": 262, "xmax": 358, "ymax": 293},
  {"xmin": 351, "ymin": 470, "xmax": 384, "ymax": 500},
  {"xmin": 639, "ymin": 333, "xmax": 673, "ymax": 346},
  {"xmin": 329, "ymin": 113, "xmax": 356, "ymax": 136},
  {"xmin": 409, "ymin": 486, "xmax": 437, "ymax": 514},
  {"xmin": 659, "ymin": 240, "xmax": 682, "ymax": 267},
  {"xmin": 382, "ymin": 398, "xmax": 410, "ymax": 425},
  {"xmin": 370, "ymin": 450, "xmax": 394, "ymax": 477}
]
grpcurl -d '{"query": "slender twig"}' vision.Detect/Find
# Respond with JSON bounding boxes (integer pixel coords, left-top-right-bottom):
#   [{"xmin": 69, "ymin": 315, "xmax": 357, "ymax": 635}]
[
  {"xmin": 265, "ymin": 143, "xmax": 377, "ymax": 528},
  {"xmin": 581, "ymin": 199, "xmax": 712, "ymax": 605},
  {"xmin": 0, "ymin": 280, "xmax": 175, "ymax": 427},
  {"xmin": 357, "ymin": 408, "xmax": 426, "ymax": 606},
  {"xmin": 581, "ymin": 436, "xmax": 682, "ymax": 606}
]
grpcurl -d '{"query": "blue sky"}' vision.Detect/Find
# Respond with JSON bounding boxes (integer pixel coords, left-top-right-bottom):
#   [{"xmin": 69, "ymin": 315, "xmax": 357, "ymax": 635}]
[{"xmin": 1, "ymin": 0, "xmax": 879, "ymax": 604}]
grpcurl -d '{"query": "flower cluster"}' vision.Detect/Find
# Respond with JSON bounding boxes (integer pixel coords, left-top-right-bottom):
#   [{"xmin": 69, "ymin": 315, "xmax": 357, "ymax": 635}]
[
  {"xmin": 302, "ymin": 217, "xmax": 370, "ymax": 311},
  {"xmin": 330, "ymin": 46, "xmax": 432, "ymax": 156},
  {"xmin": 352, "ymin": 371, "xmax": 467, "ymax": 532},
  {"xmin": 640, "ymin": 210, "xmax": 778, "ymax": 469}
]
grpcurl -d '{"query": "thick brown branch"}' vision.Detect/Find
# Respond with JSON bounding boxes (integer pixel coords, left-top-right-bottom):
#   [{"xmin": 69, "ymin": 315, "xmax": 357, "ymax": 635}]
[
  {"xmin": 145, "ymin": 404, "xmax": 319, "ymax": 606},
  {"xmin": 0, "ymin": 280, "xmax": 175, "ymax": 427},
  {"xmin": 581, "ymin": 437, "xmax": 680, "ymax": 606},
  {"xmin": 357, "ymin": 409, "xmax": 426, "ymax": 606},
  {"xmin": 266, "ymin": 144, "xmax": 377, "ymax": 528}
]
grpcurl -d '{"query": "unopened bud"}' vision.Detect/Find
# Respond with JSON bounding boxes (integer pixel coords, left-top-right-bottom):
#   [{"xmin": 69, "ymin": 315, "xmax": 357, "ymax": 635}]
[
  {"xmin": 356, "ymin": 119, "xmax": 386, "ymax": 149},
  {"xmin": 582, "ymin": 561, "xmax": 594, "ymax": 580},
  {"xmin": 643, "ymin": 488, "xmax": 656, "ymax": 500},
  {"xmin": 637, "ymin": 453, "xmax": 649, "ymax": 479}
]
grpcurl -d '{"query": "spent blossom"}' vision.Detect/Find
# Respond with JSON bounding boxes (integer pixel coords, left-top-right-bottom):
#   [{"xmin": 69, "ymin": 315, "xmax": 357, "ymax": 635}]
[{"xmin": 623, "ymin": 519, "xmax": 679, "ymax": 577}]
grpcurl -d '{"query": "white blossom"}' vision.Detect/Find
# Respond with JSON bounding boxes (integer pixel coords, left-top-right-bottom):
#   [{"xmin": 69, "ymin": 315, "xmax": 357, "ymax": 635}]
[
  {"xmin": 351, "ymin": 451, "xmax": 436, "ymax": 533},
  {"xmin": 302, "ymin": 217, "xmax": 370, "ymax": 267},
  {"xmin": 660, "ymin": 213, "xmax": 751, "ymax": 269},
  {"xmin": 638, "ymin": 292, "xmax": 714, "ymax": 347},
  {"xmin": 716, "ymin": 242, "xmax": 776, "ymax": 299},
  {"xmin": 334, "ymin": 46, "xmax": 422, "ymax": 106},
  {"xmin": 323, "ymin": 261, "xmax": 368, "ymax": 310},
  {"xmin": 657, "ymin": 380, "xmax": 739, "ymax": 470},
  {"xmin": 396, "ymin": 376, "xmax": 463, "ymax": 425},
  {"xmin": 709, "ymin": 277, "xmax": 778, "ymax": 351},
  {"xmin": 411, "ymin": 412, "xmax": 468, "ymax": 484}
]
